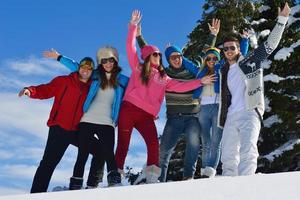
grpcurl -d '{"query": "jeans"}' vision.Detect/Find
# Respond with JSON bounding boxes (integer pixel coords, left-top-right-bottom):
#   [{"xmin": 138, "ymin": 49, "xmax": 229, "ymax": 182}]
[
  {"xmin": 199, "ymin": 104, "xmax": 223, "ymax": 169},
  {"xmin": 30, "ymin": 125, "xmax": 104, "ymax": 193},
  {"xmin": 159, "ymin": 114, "xmax": 201, "ymax": 182}
]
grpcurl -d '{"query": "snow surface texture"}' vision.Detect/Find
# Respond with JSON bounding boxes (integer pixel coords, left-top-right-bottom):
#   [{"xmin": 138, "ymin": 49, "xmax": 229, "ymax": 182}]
[{"xmin": 0, "ymin": 172, "xmax": 300, "ymax": 200}]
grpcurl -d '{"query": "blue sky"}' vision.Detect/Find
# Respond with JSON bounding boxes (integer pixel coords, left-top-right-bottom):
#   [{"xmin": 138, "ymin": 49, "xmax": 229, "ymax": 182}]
[{"xmin": 0, "ymin": 0, "xmax": 206, "ymax": 196}]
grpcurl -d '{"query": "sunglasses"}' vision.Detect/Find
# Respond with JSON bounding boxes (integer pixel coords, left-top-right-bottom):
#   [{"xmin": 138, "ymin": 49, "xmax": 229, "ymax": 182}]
[
  {"xmin": 80, "ymin": 65, "xmax": 93, "ymax": 71},
  {"xmin": 151, "ymin": 52, "xmax": 161, "ymax": 58},
  {"xmin": 206, "ymin": 56, "xmax": 218, "ymax": 62},
  {"xmin": 169, "ymin": 55, "xmax": 182, "ymax": 61},
  {"xmin": 223, "ymin": 46, "xmax": 236, "ymax": 52},
  {"xmin": 101, "ymin": 57, "xmax": 115, "ymax": 64}
]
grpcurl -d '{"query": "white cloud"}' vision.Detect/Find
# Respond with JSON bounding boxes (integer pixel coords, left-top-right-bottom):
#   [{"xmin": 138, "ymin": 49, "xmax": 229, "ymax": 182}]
[
  {"xmin": 0, "ymin": 92, "xmax": 51, "ymax": 140},
  {"xmin": 0, "ymin": 150, "xmax": 14, "ymax": 160},
  {"xmin": 4, "ymin": 56, "xmax": 68, "ymax": 76}
]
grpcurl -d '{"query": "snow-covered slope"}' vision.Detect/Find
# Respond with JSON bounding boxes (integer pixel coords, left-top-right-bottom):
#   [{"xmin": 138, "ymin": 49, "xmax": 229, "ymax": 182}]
[{"xmin": 1, "ymin": 172, "xmax": 300, "ymax": 200}]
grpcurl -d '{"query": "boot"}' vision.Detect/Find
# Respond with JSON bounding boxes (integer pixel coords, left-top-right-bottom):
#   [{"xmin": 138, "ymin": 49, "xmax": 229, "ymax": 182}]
[
  {"xmin": 133, "ymin": 165, "xmax": 147, "ymax": 185},
  {"xmin": 107, "ymin": 170, "xmax": 122, "ymax": 187},
  {"xmin": 200, "ymin": 168, "xmax": 208, "ymax": 178},
  {"xmin": 145, "ymin": 165, "xmax": 161, "ymax": 184},
  {"xmin": 69, "ymin": 177, "xmax": 83, "ymax": 190},
  {"xmin": 203, "ymin": 166, "xmax": 216, "ymax": 178}
]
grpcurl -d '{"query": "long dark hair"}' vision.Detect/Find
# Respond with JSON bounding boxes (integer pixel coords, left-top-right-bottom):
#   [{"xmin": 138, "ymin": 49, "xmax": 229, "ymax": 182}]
[
  {"xmin": 140, "ymin": 56, "xmax": 165, "ymax": 85},
  {"xmin": 97, "ymin": 62, "xmax": 121, "ymax": 89}
]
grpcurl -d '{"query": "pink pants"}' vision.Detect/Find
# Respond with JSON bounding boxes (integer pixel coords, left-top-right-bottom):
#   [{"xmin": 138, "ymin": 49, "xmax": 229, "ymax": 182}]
[{"xmin": 115, "ymin": 101, "xmax": 159, "ymax": 169}]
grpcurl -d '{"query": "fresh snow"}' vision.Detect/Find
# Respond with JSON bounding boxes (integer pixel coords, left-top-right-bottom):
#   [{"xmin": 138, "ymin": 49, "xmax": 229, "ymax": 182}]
[
  {"xmin": 258, "ymin": 5, "xmax": 271, "ymax": 13},
  {"xmin": 274, "ymin": 40, "xmax": 300, "ymax": 61},
  {"xmin": 258, "ymin": 29, "xmax": 270, "ymax": 38},
  {"xmin": 264, "ymin": 97, "xmax": 271, "ymax": 112},
  {"xmin": 263, "ymin": 115, "xmax": 283, "ymax": 128},
  {"xmin": 251, "ymin": 18, "xmax": 267, "ymax": 25},
  {"xmin": 287, "ymin": 5, "xmax": 300, "ymax": 26},
  {"xmin": 1, "ymin": 172, "xmax": 300, "ymax": 200},
  {"xmin": 261, "ymin": 59, "xmax": 272, "ymax": 69},
  {"xmin": 264, "ymin": 73, "xmax": 284, "ymax": 83},
  {"xmin": 263, "ymin": 139, "xmax": 300, "ymax": 162}
]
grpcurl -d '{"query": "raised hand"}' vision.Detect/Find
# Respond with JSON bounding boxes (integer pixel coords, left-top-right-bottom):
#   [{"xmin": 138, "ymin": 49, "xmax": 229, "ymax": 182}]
[
  {"xmin": 130, "ymin": 10, "xmax": 142, "ymax": 25},
  {"xmin": 201, "ymin": 74, "xmax": 217, "ymax": 85},
  {"xmin": 240, "ymin": 29, "xmax": 250, "ymax": 38},
  {"xmin": 165, "ymin": 42, "xmax": 171, "ymax": 49},
  {"xmin": 18, "ymin": 88, "xmax": 30, "ymax": 97},
  {"xmin": 43, "ymin": 48, "xmax": 60, "ymax": 59},
  {"xmin": 208, "ymin": 18, "xmax": 220, "ymax": 36},
  {"xmin": 278, "ymin": 2, "xmax": 290, "ymax": 17}
]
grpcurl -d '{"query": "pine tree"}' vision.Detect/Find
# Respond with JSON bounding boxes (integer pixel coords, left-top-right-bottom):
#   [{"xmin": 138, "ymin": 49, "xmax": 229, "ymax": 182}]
[{"xmin": 252, "ymin": 0, "xmax": 300, "ymax": 173}]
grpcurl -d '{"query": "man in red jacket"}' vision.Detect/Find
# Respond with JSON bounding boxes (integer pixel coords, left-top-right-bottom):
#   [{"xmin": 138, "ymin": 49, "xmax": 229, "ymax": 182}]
[{"xmin": 19, "ymin": 57, "xmax": 103, "ymax": 193}]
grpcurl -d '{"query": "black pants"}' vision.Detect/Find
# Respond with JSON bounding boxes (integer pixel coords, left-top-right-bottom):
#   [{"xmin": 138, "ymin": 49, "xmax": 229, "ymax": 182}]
[
  {"xmin": 72, "ymin": 122, "xmax": 117, "ymax": 178},
  {"xmin": 30, "ymin": 125, "xmax": 104, "ymax": 193}
]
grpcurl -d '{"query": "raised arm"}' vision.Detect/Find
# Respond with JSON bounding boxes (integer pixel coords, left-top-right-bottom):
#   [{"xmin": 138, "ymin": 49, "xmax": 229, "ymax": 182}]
[
  {"xmin": 166, "ymin": 74, "xmax": 216, "ymax": 92},
  {"xmin": 18, "ymin": 77, "xmax": 62, "ymax": 99},
  {"xmin": 199, "ymin": 19, "xmax": 220, "ymax": 62},
  {"xmin": 43, "ymin": 49, "xmax": 79, "ymax": 72},
  {"xmin": 240, "ymin": 30, "xmax": 250, "ymax": 56},
  {"xmin": 126, "ymin": 10, "xmax": 142, "ymax": 70},
  {"xmin": 240, "ymin": 2, "xmax": 290, "ymax": 71},
  {"xmin": 136, "ymin": 24, "xmax": 148, "ymax": 49}
]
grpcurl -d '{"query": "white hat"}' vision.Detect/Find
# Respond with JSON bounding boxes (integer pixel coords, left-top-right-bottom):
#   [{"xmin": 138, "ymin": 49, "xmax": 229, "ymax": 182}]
[{"xmin": 96, "ymin": 46, "xmax": 119, "ymax": 64}]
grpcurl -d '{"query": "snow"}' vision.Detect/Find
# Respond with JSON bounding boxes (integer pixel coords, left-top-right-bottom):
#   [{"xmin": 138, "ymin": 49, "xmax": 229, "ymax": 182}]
[
  {"xmin": 264, "ymin": 73, "xmax": 284, "ymax": 83},
  {"xmin": 249, "ymin": 29, "xmax": 258, "ymax": 48},
  {"xmin": 258, "ymin": 5, "xmax": 271, "ymax": 13},
  {"xmin": 263, "ymin": 115, "xmax": 283, "ymax": 128},
  {"xmin": 263, "ymin": 139, "xmax": 300, "ymax": 162},
  {"xmin": 287, "ymin": 5, "xmax": 300, "ymax": 26},
  {"xmin": 251, "ymin": 18, "xmax": 267, "ymax": 25},
  {"xmin": 261, "ymin": 59, "xmax": 272, "ymax": 69},
  {"xmin": 274, "ymin": 40, "xmax": 300, "ymax": 61},
  {"xmin": 1, "ymin": 172, "xmax": 300, "ymax": 200},
  {"xmin": 258, "ymin": 29, "xmax": 270, "ymax": 38},
  {"xmin": 264, "ymin": 97, "xmax": 271, "ymax": 112}
]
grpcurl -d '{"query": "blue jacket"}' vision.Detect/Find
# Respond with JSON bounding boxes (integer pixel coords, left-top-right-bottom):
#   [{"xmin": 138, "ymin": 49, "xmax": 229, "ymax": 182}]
[
  {"xmin": 182, "ymin": 37, "xmax": 249, "ymax": 99},
  {"xmin": 59, "ymin": 56, "xmax": 129, "ymax": 125}
]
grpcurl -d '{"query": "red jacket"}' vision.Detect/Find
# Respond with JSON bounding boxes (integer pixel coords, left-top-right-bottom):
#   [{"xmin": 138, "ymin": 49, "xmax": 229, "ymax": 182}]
[{"xmin": 28, "ymin": 72, "xmax": 91, "ymax": 131}]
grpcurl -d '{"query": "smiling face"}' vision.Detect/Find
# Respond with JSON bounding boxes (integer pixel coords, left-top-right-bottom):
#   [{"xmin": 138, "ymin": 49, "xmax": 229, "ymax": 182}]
[
  {"xmin": 78, "ymin": 65, "xmax": 93, "ymax": 82},
  {"xmin": 149, "ymin": 52, "xmax": 161, "ymax": 66},
  {"xmin": 169, "ymin": 52, "xmax": 182, "ymax": 69},
  {"xmin": 223, "ymin": 41, "xmax": 240, "ymax": 63},
  {"xmin": 205, "ymin": 53, "xmax": 218, "ymax": 69},
  {"xmin": 101, "ymin": 57, "xmax": 116, "ymax": 73}
]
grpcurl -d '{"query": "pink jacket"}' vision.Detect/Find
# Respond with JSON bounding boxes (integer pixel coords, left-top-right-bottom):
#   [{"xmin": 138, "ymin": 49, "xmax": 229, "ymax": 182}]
[{"xmin": 124, "ymin": 24, "xmax": 203, "ymax": 117}]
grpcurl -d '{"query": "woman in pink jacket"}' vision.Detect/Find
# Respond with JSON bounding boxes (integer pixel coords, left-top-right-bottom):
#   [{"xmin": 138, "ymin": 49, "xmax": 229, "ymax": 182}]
[{"xmin": 115, "ymin": 10, "xmax": 216, "ymax": 184}]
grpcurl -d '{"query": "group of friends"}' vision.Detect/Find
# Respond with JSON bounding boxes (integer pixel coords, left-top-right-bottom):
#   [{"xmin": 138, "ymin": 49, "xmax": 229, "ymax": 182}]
[{"xmin": 18, "ymin": 3, "xmax": 291, "ymax": 193}]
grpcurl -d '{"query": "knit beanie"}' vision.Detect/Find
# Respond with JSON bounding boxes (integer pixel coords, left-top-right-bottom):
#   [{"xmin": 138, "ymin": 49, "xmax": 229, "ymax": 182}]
[
  {"xmin": 205, "ymin": 47, "xmax": 221, "ymax": 61},
  {"xmin": 79, "ymin": 57, "xmax": 95, "ymax": 69},
  {"xmin": 141, "ymin": 45, "xmax": 160, "ymax": 60},
  {"xmin": 96, "ymin": 46, "xmax": 119, "ymax": 65},
  {"xmin": 165, "ymin": 46, "xmax": 182, "ymax": 61}
]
